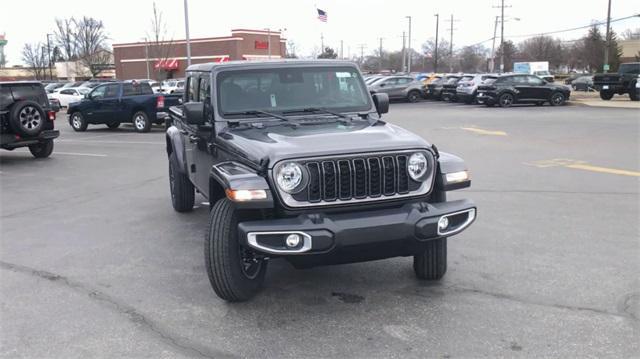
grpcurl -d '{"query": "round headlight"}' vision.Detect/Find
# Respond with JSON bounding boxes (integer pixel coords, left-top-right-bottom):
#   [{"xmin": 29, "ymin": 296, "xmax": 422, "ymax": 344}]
[
  {"xmin": 408, "ymin": 152, "xmax": 429, "ymax": 181},
  {"xmin": 276, "ymin": 162, "xmax": 305, "ymax": 193}
]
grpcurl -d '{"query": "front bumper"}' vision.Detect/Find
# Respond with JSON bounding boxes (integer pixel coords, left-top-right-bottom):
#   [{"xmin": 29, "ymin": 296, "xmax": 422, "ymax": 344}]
[
  {"xmin": 238, "ymin": 199, "xmax": 476, "ymax": 266},
  {"xmin": 1, "ymin": 130, "xmax": 60, "ymax": 149}
]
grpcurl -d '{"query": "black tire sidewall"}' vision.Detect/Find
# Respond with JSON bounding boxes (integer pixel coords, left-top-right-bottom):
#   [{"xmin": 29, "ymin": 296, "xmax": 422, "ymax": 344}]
[
  {"xmin": 499, "ymin": 93, "xmax": 513, "ymax": 107},
  {"xmin": 28, "ymin": 139, "xmax": 54, "ymax": 158},
  {"xmin": 69, "ymin": 112, "xmax": 88, "ymax": 131},
  {"xmin": 107, "ymin": 122, "xmax": 120, "ymax": 129},
  {"xmin": 205, "ymin": 198, "xmax": 267, "ymax": 302},
  {"xmin": 132, "ymin": 111, "xmax": 151, "ymax": 132},
  {"xmin": 599, "ymin": 90, "xmax": 614, "ymax": 100},
  {"xmin": 10, "ymin": 101, "xmax": 46, "ymax": 136},
  {"xmin": 549, "ymin": 92, "xmax": 565, "ymax": 106},
  {"xmin": 407, "ymin": 91, "xmax": 420, "ymax": 103}
]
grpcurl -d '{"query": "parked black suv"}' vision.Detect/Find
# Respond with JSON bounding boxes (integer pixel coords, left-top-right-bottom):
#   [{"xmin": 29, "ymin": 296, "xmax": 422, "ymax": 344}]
[
  {"xmin": 426, "ymin": 75, "xmax": 460, "ymax": 101},
  {"xmin": 1, "ymin": 82, "xmax": 59, "ymax": 158},
  {"xmin": 476, "ymin": 74, "xmax": 570, "ymax": 107},
  {"xmin": 166, "ymin": 60, "xmax": 477, "ymax": 302},
  {"xmin": 593, "ymin": 62, "xmax": 640, "ymax": 101}
]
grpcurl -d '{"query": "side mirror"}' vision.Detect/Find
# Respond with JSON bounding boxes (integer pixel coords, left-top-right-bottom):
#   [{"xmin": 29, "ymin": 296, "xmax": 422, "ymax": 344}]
[
  {"xmin": 372, "ymin": 93, "xmax": 389, "ymax": 115},
  {"xmin": 84, "ymin": 93, "xmax": 90, "ymax": 100},
  {"xmin": 184, "ymin": 102, "xmax": 205, "ymax": 125}
]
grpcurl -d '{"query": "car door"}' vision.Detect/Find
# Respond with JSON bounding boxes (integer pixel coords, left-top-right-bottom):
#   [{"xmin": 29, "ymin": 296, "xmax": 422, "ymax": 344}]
[
  {"xmin": 526, "ymin": 76, "xmax": 550, "ymax": 99},
  {"xmin": 375, "ymin": 78, "xmax": 398, "ymax": 97},
  {"xmin": 57, "ymin": 89, "xmax": 74, "ymax": 107},
  {"xmin": 511, "ymin": 75, "xmax": 532, "ymax": 100},
  {"xmin": 83, "ymin": 85, "xmax": 107, "ymax": 122},
  {"xmin": 99, "ymin": 84, "xmax": 123, "ymax": 122},
  {"xmin": 394, "ymin": 78, "xmax": 412, "ymax": 97}
]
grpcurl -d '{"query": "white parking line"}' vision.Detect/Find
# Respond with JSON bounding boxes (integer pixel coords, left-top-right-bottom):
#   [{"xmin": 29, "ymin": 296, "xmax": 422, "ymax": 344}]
[
  {"xmin": 58, "ymin": 139, "xmax": 164, "ymax": 145},
  {"xmin": 54, "ymin": 152, "xmax": 108, "ymax": 157}
]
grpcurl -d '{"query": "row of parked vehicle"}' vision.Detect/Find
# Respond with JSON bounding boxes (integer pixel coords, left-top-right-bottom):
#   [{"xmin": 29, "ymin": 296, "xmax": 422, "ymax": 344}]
[{"xmin": 366, "ymin": 72, "xmax": 572, "ymax": 107}]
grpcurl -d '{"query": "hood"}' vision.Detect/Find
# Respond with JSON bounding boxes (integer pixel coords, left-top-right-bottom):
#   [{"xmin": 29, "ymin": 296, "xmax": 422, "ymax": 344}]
[{"xmin": 222, "ymin": 120, "xmax": 430, "ymax": 169}]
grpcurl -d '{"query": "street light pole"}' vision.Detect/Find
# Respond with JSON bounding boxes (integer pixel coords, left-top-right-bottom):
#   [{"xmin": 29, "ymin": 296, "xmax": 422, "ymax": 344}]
[
  {"xmin": 143, "ymin": 38, "xmax": 150, "ymax": 79},
  {"xmin": 183, "ymin": 0, "xmax": 191, "ymax": 67},
  {"xmin": 46, "ymin": 33, "xmax": 53, "ymax": 80},
  {"xmin": 267, "ymin": 28, "xmax": 271, "ymax": 59},
  {"xmin": 500, "ymin": 0, "xmax": 505, "ymax": 73},
  {"xmin": 603, "ymin": 0, "xmax": 612, "ymax": 73},
  {"xmin": 401, "ymin": 32, "xmax": 406, "ymax": 73},
  {"xmin": 434, "ymin": 14, "xmax": 439, "ymax": 72},
  {"xmin": 490, "ymin": 16, "xmax": 499, "ymax": 72},
  {"xmin": 406, "ymin": 16, "xmax": 412, "ymax": 73}
]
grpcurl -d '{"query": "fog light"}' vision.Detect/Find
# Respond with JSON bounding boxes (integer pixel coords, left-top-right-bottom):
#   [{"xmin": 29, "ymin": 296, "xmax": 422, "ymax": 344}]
[
  {"xmin": 285, "ymin": 234, "xmax": 301, "ymax": 248},
  {"xmin": 438, "ymin": 216, "xmax": 449, "ymax": 231}
]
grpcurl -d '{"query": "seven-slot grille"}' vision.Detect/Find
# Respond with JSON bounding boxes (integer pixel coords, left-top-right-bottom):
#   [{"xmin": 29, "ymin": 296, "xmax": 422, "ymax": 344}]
[{"xmin": 297, "ymin": 154, "xmax": 418, "ymax": 203}]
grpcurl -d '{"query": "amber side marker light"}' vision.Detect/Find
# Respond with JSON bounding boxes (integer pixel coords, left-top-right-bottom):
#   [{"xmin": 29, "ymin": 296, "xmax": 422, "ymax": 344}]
[{"xmin": 225, "ymin": 189, "xmax": 268, "ymax": 202}]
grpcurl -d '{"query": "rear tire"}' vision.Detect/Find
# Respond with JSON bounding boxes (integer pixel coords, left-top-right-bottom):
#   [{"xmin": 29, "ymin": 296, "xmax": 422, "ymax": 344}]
[
  {"xmin": 629, "ymin": 85, "xmax": 639, "ymax": 101},
  {"xmin": 413, "ymin": 238, "xmax": 447, "ymax": 280},
  {"xmin": 107, "ymin": 122, "xmax": 120, "ymax": 129},
  {"xmin": 69, "ymin": 112, "xmax": 88, "ymax": 132},
  {"xmin": 132, "ymin": 111, "xmax": 151, "ymax": 133},
  {"xmin": 535, "ymin": 101, "xmax": 544, "ymax": 106},
  {"xmin": 28, "ymin": 139, "xmax": 54, "ymax": 158},
  {"xmin": 205, "ymin": 198, "xmax": 267, "ymax": 302},
  {"xmin": 9, "ymin": 100, "xmax": 45, "ymax": 136},
  {"xmin": 498, "ymin": 93, "xmax": 514, "ymax": 107},
  {"xmin": 168, "ymin": 152, "xmax": 194, "ymax": 212},
  {"xmin": 599, "ymin": 90, "xmax": 614, "ymax": 100}
]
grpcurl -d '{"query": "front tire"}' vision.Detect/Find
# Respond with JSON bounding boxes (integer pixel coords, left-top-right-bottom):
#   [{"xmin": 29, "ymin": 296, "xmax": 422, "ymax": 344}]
[
  {"xmin": 549, "ymin": 92, "xmax": 566, "ymax": 106},
  {"xmin": 413, "ymin": 238, "xmax": 447, "ymax": 280},
  {"xmin": 132, "ymin": 111, "xmax": 151, "ymax": 133},
  {"xmin": 205, "ymin": 198, "xmax": 267, "ymax": 302},
  {"xmin": 629, "ymin": 85, "xmax": 639, "ymax": 101},
  {"xmin": 28, "ymin": 139, "xmax": 54, "ymax": 158},
  {"xmin": 69, "ymin": 112, "xmax": 88, "ymax": 131},
  {"xmin": 599, "ymin": 90, "xmax": 614, "ymax": 100},
  {"xmin": 169, "ymin": 152, "xmax": 194, "ymax": 212},
  {"xmin": 407, "ymin": 90, "xmax": 421, "ymax": 103}
]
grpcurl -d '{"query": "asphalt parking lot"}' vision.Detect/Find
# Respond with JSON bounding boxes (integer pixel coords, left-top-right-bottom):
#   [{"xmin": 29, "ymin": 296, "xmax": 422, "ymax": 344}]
[{"xmin": 1, "ymin": 102, "xmax": 638, "ymax": 358}]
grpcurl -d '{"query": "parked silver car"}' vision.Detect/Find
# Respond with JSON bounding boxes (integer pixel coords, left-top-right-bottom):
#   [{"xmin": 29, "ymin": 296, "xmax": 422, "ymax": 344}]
[
  {"xmin": 368, "ymin": 76, "xmax": 424, "ymax": 102},
  {"xmin": 456, "ymin": 73, "xmax": 499, "ymax": 104}
]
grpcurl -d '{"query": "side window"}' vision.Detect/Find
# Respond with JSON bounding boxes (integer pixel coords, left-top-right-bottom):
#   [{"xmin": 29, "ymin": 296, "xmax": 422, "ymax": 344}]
[
  {"xmin": 60, "ymin": 89, "xmax": 74, "ymax": 95},
  {"xmin": 90, "ymin": 85, "xmax": 107, "ymax": 99},
  {"xmin": 187, "ymin": 75, "xmax": 198, "ymax": 102},
  {"xmin": 198, "ymin": 77, "xmax": 210, "ymax": 101},
  {"xmin": 122, "ymin": 83, "xmax": 137, "ymax": 96},
  {"xmin": 382, "ymin": 78, "xmax": 397, "ymax": 86},
  {"xmin": 527, "ymin": 76, "xmax": 544, "ymax": 85},
  {"xmin": 104, "ymin": 84, "xmax": 120, "ymax": 98},
  {"xmin": 397, "ymin": 78, "xmax": 411, "ymax": 85}
]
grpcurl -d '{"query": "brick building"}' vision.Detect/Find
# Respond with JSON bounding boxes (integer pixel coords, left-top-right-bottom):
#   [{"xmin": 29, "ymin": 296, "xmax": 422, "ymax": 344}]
[{"xmin": 113, "ymin": 29, "xmax": 286, "ymax": 80}]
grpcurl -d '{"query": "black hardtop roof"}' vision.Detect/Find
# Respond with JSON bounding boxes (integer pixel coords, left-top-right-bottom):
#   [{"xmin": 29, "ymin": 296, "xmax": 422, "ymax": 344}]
[
  {"xmin": 185, "ymin": 59, "xmax": 361, "ymax": 73},
  {"xmin": 0, "ymin": 81, "xmax": 44, "ymax": 86}
]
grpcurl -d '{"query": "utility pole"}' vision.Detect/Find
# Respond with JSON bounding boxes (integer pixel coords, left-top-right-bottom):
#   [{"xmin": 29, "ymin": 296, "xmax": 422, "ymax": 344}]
[
  {"xmin": 340, "ymin": 40, "xmax": 344, "ymax": 59},
  {"xmin": 357, "ymin": 44, "xmax": 367, "ymax": 65},
  {"xmin": 401, "ymin": 31, "xmax": 406, "ymax": 73},
  {"xmin": 492, "ymin": 0, "xmax": 511, "ymax": 73},
  {"xmin": 434, "ymin": 14, "xmax": 439, "ymax": 72},
  {"xmin": 406, "ymin": 16, "xmax": 412, "ymax": 73},
  {"xmin": 603, "ymin": 0, "xmax": 612, "ymax": 73},
  {"xmin": 267, "ymin": 28, "xmax": 271, "ymax": 59},
  {"xmin": 143, "ymin": 38, "xmax": 150, "ymax": 79},
  {"xmin": 490, "ymin": 16, "xmax": 499, "ymax": 72},
  {"xmin": 378, "ymin": 37, "xmax": 384, "ymax": 71},
  {"xmin": 321, "ymin": 33, "xmax": 324, "ymax": 53},
  {"xmin": 447, "ymin": 15, "xmax": 459, "ymax": 72},
  {"xmin": 46, "ymin": 33, "xmax": 53, "ymax": 80},
  {"xmin": 183, "ymin": 0, "xmax": 191, "ymax": 67}
]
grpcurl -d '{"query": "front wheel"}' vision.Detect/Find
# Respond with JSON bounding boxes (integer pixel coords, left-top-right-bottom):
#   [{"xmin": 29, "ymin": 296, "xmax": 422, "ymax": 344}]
[
  {"xmin": 407, "ymin": 90, "xmax": 421, "ymax": 103},
  {"xmin": 498, "ymin": 93, "xmax": 514, "ymax": 107},
  {"xmin": 413, "ymin": 238, "xmax": 447, "ymax": 280},
  {"xmin": 205, "ymin": 198, "xmax": 268, "ymax": 302},
  {"xmin": 28, "ymin": 139, "xmax": 54, "ymax": 158},
  {"xmin": 629, "ymin": 85, "xmax": 639, "ymax": 101},
  {"xmin": 549, "ymin": 92, "xmax": 566, "ymax": 106},
  {"xmin": 69, "ymin": 112, "xmax": 88, "ymax": 131},
  {"xmin": 132, "ymin": 111, "xmax": 151, "ymax": 133},
  {"xmin": 599, "ymin": 90, "xmax": 614, "ymax": 100}
]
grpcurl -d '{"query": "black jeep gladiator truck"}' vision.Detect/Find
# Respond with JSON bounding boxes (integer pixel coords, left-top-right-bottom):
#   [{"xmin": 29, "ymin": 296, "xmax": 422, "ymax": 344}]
[
  {"xmin": 67, "ymin": 81, "xmax": 181, "ymax": 132},
  {"xmin": 1, "ymin": 82, "xmax": 59, "ymax": 158},
  {"xmin": 593, "ymin": 62, "xmax": 640, "ymax": 101},
  {"xmin": 166, "ymin": 60, "xmax": 476, "ymax": 302}
]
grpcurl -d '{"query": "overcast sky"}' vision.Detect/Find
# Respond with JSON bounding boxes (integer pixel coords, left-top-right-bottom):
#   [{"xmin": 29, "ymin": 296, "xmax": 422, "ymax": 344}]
[{"xmin": 1, "ymin": 0, "xmax": 638, "ymax": 65}]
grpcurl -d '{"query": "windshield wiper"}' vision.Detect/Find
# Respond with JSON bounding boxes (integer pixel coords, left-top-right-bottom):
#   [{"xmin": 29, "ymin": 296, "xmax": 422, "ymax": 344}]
[
  {"xmin": 222, "ymin": 110, "xmax": 293, "ymax": 123},
  {"xmin": 283, "ymin": 107, "xmax": 351, "ymax": 120}
]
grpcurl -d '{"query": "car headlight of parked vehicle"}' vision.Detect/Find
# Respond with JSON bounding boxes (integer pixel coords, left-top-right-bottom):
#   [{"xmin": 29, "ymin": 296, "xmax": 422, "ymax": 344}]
[
  {"xmin": 408, "ymin": 152, "xmax": 429, "ymax": 181},
  {"xmin": 275, "ymin": 162, "xmax": 307, "ymax": 193}
]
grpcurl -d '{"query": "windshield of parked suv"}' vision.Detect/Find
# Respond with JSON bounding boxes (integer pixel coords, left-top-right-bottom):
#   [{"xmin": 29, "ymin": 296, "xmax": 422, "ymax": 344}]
[
  {"xmin": 534, "ymin": 71, "xmax": 550, "ymax": 76},
  {"xmin": 217, "ymin": 66, "xmax": 371, "ymax": 117},
  {"xmin": 618, "ymin": 63, "xmax": 640, "ymax": 74}
]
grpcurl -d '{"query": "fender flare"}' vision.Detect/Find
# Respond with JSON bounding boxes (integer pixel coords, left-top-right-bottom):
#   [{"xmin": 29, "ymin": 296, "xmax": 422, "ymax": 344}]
[
  {"xmin": 210, "ymin": 161, "xmax": 274, "ymax": 209},
  {"xmin": 166, "ymin": 125, "xmax": 188, "ymax": 174},
  {"xmin": 436, "ymin": 151, "xmax": 470, "ymax": 191}
]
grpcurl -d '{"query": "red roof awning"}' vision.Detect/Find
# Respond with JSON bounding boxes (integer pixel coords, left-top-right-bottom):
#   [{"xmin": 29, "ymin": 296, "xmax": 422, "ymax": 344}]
[{"xmin": 154, "ymin": 59, "xmax": 179, "ymax": 70}]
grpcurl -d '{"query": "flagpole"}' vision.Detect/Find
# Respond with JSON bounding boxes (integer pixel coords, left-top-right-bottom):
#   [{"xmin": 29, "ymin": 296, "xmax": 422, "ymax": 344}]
[{"xmin": 321, "ymin": 33, "xmax": 324, "ymax": 52}]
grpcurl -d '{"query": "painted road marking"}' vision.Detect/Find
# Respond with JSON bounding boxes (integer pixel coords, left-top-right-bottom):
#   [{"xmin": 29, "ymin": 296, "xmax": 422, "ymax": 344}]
[
  {"xmin": 58, "ymin": 139, "xmax": 164, "ymax": 145},
  {"xmin": 526, "ymin": 158, "xmax": 640, "ymax": 177},
  {"xmin": 54, "ymin": 152, "xmax": 108, "ymax": 157},
  {"xmin": 461, "ymin": 127, "xmax": 508, "ymax": 136}
]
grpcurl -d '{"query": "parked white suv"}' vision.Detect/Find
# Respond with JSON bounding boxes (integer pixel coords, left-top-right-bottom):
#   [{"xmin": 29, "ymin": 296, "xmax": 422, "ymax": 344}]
[{"xmin": 456, "ymin": 74, "xmax": 499, "ymax": 104}]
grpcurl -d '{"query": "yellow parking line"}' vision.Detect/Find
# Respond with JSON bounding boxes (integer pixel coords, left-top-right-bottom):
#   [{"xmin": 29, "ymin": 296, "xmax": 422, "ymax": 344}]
[
  {"xmin": 566, "ymin": 163, "xmax": 640, "ymax": 177},
  {"xmin": 461, "ymin": 127, "xmax": 507, "ymax": 136}
]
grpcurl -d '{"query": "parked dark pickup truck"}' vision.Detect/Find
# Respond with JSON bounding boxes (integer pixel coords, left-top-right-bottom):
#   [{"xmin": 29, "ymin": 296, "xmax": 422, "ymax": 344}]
[
  {"xmin": 67, "ymin": 81, "xmax": 182, "ymax": 132},
  {"xmin": 593, "ymin": 62, "xmax": 640, "ymax": 101}
]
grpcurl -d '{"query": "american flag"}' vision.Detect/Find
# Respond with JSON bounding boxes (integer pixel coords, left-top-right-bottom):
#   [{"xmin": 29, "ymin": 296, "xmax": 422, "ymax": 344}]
[{"xmin": 317, "ymin": 8, "xmax": 327, "ymax": 22}]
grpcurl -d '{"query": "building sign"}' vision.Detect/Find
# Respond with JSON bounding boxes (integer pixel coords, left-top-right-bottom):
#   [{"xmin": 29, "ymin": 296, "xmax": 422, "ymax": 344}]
[
  {"xmin": 255, "ymin": 40, "xmax": 269, "ymax": 50},
  {"xmin": 154, "ymin": 59, "xmax": 179, "ymax": 70}
]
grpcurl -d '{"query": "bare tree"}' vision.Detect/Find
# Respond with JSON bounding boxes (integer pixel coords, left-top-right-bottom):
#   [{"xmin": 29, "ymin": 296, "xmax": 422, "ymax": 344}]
[
  {"xmin": 458, "ymin": 45, "xmax": 488, "ymax": 73},
  {"xmin": 147, "ymin": 2, "xmax": 175, "ymax": 81},
  {"xmin": 54, "ymin": 18, "xmax": 77, "ymax": 61},
  {"xmin": 620, "ymin": 28, "xmax": 640, "ymax": 40},
  {"xmin": 74, "ymin": 16, "xmax": 112, "ymax": 77},
  {"xmin": 21, "ymin": 43, "xmax": 48, "ymax": 79}
]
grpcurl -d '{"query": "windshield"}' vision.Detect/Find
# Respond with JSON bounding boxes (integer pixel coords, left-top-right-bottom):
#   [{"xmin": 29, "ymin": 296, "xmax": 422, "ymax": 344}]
[
  {"xmin": 445, "ymin": 77, "xmax": 460, "ymax": 84},
  {"xmin": 77, "ymin": 88, "xmax": 91, "ymax": 95},
  {"xmin": 217, "ymin": 66, "xmax": 371, "ymax": 117},
  {"xmin": 618, "ymin": 63, "xmax": 640, "ymax": 74},
  {"xmin": 460, "ymin": 76, "xmax": 474, "ymax": 81},
  {"xmin": 534, "ymin": 71, "xmax": 550, "ymax": 76}
]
